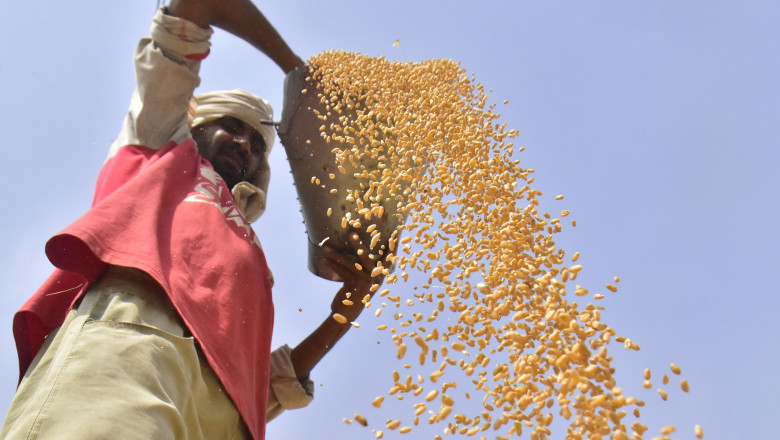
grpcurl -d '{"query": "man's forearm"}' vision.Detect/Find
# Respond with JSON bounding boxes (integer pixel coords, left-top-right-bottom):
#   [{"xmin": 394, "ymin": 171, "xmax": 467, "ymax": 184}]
[
  {"xmin": 168, "ymin": 0, "xmax": 303, "ymax": 72},
  {"xmin": 289, "ymin": 235, "xmax": 383, "ymax": 384},
  {"xmin": 289, "ymin": 311, "xmax": 353, "ymax": 383}
]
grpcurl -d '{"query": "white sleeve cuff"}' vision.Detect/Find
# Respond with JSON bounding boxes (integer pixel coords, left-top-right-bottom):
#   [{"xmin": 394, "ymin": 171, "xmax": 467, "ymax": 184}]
[
  {"xmin": 108, "ymin": 7, "xmax": 213, "ymax": 156},
  {"xmin": 266, "ymin": 345, "xmax": 314, "ymax": 422},
  {"xmin": 151, "ymin": 7, "xmax": 213, "ymax": 62}
]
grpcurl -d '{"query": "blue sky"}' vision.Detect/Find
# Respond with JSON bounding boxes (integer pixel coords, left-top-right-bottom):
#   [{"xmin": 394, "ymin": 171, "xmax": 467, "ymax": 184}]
[{"xmin": 1, "ymin": 1, "xmax": 778, "ymax": 439}]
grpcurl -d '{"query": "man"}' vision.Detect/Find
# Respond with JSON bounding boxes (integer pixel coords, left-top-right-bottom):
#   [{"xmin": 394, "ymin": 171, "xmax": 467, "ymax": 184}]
[{"xmin": 1, "ymin": 0, "xmax": 381, "ymax": 439}]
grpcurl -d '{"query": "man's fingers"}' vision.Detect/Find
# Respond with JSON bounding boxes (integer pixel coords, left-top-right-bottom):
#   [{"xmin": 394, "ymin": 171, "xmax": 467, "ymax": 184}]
[
  {"xmin": 323, "ymin": 245, "xmax": 368, "ymax": 278},
  {"xmin": 321, "ymin": 253, "xmax": 362, "ymax": 283},
  {"xmin": 323, "ymin": 228, "xmax": 389, "ymax": 282}
]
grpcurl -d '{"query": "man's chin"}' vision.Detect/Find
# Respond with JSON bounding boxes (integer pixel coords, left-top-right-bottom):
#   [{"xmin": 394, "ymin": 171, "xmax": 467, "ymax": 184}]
[{"xmin": 213, "ymin": 166, "xmax": 242, "ymax": 189}]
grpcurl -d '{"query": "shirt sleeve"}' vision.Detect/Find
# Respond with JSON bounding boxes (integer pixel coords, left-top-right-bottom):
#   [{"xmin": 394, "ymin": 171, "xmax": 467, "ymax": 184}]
[
  {"xmin": 108, "ymin": 7, "xmax": 214, "ymax": 159},
  {"xmin": 266, "ymin": 344, "xmax": 315, "ymax": 422}
]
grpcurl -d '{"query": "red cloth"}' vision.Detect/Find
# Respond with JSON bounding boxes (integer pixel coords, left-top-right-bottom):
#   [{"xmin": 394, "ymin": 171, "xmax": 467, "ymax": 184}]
[{"xmin": 13, "ymin": 139, "xmax": 274, "ymax": 440}]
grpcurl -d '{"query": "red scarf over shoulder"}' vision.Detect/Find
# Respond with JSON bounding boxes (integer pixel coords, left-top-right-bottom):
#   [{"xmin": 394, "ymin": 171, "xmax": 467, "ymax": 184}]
[{"xmin": 13, "ymin": 140, "xmax": 274, "ymax": 439}]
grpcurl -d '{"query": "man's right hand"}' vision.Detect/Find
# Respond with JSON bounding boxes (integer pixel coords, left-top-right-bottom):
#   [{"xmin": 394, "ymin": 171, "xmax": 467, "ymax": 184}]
[{"xmin": 168, "ymin": 0, "xmax": 303, "ymax": 73}]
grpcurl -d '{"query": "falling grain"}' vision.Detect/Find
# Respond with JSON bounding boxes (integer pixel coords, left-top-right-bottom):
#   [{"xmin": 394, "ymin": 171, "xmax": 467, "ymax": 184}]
[{"xmin": 305, "ymin": 50, "xmax": 696, "ymax": 440}]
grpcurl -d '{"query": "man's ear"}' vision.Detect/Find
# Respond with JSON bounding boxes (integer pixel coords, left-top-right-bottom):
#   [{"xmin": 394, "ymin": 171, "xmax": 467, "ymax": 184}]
[{"xmin": 190, "ymin": 124, "xmax": 206, "ymax": 149}]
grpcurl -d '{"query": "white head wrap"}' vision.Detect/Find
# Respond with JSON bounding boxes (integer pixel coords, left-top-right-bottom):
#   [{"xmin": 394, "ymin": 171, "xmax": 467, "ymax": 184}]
[{"xmin": 189, "ymin": 90, "xmax": 275, "ymax": 222}]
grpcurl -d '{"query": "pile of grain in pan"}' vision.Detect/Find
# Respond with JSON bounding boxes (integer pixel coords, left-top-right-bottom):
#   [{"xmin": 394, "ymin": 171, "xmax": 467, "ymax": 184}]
[{"xmin": 306, "ymin": 50, "xmax": 699, "ymax": 440}]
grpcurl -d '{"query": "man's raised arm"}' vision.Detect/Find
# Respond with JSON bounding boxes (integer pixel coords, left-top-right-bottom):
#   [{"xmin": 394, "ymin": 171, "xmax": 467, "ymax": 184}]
[{"xmin": 168, "ymin": 0, "xmax": 303, "ymax": 73}]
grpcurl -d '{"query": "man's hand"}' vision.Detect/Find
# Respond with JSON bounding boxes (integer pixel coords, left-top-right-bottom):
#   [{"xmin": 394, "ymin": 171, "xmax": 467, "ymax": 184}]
[
  {"xmin": 289, "ymin": 230, "xmax": 389, "ymax": 382},
  {"xmin": 168, "ymin": 0, "xmax": 303, "ymax": 73},
  {"xmin": 322, "ymin": 232, "xmax": 386, "ymax": 323}
]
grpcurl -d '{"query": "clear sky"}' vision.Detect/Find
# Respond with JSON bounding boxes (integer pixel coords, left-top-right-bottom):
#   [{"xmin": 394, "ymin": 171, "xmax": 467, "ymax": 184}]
[{"xmin": 1, "ymin": 1, "xmax": 778, "ymax": 439}]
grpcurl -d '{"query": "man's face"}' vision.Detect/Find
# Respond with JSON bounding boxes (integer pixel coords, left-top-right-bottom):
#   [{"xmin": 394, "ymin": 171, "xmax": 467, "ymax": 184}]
[{"xmin": 191, "ymin": 116, "xmax": 267, "ymax": 189}]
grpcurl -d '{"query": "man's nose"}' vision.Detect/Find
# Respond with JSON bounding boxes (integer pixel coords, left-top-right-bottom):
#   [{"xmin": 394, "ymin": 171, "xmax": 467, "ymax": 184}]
[{"xmin": 232, "ymin": 132, "xmax": 252, "ymax": 156}]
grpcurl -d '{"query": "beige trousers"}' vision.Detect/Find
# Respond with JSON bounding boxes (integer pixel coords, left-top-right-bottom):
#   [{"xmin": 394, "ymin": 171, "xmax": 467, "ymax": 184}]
[{"xmin": 1, "ymin": 274, "xmax": 250, "ymax": 440}]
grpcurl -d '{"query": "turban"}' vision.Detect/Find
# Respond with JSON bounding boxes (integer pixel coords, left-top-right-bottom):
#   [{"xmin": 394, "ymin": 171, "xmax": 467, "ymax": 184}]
[{"xmin": 188, "ymin": 90, "xmax": 275, "ymax": 222}]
